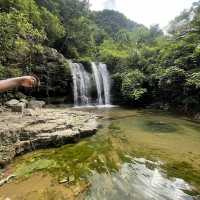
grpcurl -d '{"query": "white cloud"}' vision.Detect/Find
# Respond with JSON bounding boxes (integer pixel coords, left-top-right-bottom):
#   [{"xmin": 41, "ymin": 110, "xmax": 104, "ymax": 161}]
[{"xmin": 90, "ymin": 0, "xmax": 195, "ymax": 28}]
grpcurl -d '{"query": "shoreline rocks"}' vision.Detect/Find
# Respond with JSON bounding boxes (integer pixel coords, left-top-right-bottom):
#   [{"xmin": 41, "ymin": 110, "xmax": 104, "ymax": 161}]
[
  {"xmin": 0, "ymin": 108, "xmax": 99, "ymax": 167},
  {"xmin": 28, "ymin": 100, "xmax": 46, "ymax": 109},
  {"xmin": 5, "ymin": 99, "xmax": 46, "ymax": 114}
]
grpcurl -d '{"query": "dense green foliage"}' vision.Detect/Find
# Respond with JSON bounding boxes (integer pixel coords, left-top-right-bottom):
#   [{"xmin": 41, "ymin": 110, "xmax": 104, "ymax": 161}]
[
  {"xmin": 106, "ymin": 2, "xmax": 200, "ymax": 113},
  {"xmin": 0, "ymin": 0, "xmax": 200, "ymax": 113}
]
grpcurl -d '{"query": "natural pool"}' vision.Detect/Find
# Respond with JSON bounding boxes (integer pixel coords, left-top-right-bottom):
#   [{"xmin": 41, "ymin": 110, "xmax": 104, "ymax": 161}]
[{"xmin": 0, "ymin": 107, "xmax": 200, "ymax": 200}]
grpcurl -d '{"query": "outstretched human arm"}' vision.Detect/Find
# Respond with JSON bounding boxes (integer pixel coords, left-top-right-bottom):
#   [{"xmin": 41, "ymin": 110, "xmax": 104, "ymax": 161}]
[{"xmin": 0, "ymin": 76, "xmax": 39, "ymax": 92}]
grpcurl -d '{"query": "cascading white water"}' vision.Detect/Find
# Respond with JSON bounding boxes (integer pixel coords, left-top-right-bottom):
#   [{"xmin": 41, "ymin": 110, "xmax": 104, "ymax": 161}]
[
  {"xmin": 91, "ymin": 62, "xmax": 103, "ymax": 105},
  {"xmin": 91, "ymin": 62, "xmax": 111, "ymax": 105},
  {"xmin": 70, "ymin": 62, "xmax": 91, "ymax": 106},
  {"xmin": 70, "ymin": 61, "xmax": 111, "ymax": 106},
  {"xmin": 98, "ymin": 63, "xmax": 111, "ymax": 105}
]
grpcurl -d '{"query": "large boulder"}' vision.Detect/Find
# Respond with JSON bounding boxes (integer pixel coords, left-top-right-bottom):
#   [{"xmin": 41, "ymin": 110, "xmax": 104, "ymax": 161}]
[
  {"xmin": 11, "ymin": 102, "xmax": 26, "ymax": 112},
  {"xmin": 5, "ymin": 99, "xmax": 26, "ymax": 113},
  {"xmin": 5, "ymin": 99, "xmax": 19, "ymax": 107}
]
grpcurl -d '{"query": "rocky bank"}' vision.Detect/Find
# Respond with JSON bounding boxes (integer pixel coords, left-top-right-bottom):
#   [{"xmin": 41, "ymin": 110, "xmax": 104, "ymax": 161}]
[{"xmin": 0, "ymin": 107, "xmax": 99, "ymax": 167}]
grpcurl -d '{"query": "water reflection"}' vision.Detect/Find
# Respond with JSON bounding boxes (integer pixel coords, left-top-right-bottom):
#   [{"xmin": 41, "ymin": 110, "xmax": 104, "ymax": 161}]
[{"xmin": 86, "ymin": 158, "xmax": 195, "ymax": 200}]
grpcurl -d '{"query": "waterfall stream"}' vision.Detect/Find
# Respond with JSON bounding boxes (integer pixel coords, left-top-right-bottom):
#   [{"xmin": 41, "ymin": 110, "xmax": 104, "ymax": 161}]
[
  {"xmin": 70, "ymin": 61, "xmax": 111, "ymax": 106},
  {"xmin": 98, "ymin": 63, "xmax": 111, "ymax": 105},
  {"xmin": 91, "ymin": 62, "xmax": 103, "ymax": 105},
  {"xmin": 69, "ymin": 62, "xmax": 91, "ymax": 106}
]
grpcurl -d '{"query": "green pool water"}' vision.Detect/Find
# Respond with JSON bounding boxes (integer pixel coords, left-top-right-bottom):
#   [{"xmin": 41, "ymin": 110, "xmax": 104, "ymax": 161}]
[{"xmin": 1, "ymin": 107, "xmax": 200, "ymax": 200}]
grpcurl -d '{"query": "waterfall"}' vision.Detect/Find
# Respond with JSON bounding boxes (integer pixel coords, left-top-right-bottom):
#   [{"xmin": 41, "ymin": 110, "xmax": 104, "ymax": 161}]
[
  {"xmin": 91, "ymin": 62, "xmax": 111, "ymax": 105},
  {"xmin": 91, "ymin": 62, "xmax": 103, "ymax": 105},
  {"xmin": 70, "ymin": 62, "xmax": 91, "ymax": 106},
  {"xmin": 70, "ymin": 61, "xmax": 111, "ymax": 106},
  {"xmin": 98, "ymin": 63, "xmax": 111, "ymax": 105}
]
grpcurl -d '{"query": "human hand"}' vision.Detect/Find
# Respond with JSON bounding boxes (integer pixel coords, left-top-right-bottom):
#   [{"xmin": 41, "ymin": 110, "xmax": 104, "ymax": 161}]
[{"xmin": 19, "ymin": 76, "xmax": 40, "ymax": 88}]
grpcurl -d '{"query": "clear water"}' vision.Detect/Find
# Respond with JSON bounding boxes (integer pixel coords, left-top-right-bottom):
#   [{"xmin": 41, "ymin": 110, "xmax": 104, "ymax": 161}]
[
  {"xmin": 1, "ymin": 108, "xmax": 200, "ymax": 200},
  {"xmin": 85, "ymin": 159, "xmax": 193, "ymax": 200}
]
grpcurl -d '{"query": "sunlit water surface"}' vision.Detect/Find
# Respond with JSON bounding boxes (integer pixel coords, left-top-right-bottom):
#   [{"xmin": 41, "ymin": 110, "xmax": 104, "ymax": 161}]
[{"xmin": 86, "ymin": 158, "xmax": 192, "ymax": 200}]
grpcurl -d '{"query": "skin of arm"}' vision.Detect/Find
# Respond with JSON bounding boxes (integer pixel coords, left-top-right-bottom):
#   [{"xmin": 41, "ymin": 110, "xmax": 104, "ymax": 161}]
[{"xmin": 0, "ymin": 76, "xmax": 40, "ymax": 92}]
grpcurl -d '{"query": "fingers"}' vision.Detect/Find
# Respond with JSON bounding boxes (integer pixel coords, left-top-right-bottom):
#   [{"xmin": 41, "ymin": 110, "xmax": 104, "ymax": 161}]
[
  {"xmin": 32, "ymin": 75, "xmax": 40, "ymax": 87},
  {"xmin": 20, "ymin": 76, "xmax": 40, "ymax": 88},
  {"xmin": 31, "ymin": 77, "xmax": 37, "ymax": 87}
]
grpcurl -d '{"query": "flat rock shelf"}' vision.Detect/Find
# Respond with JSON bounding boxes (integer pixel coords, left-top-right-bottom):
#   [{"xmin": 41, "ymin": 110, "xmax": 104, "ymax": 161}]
[{"xmin": 0, "ymin": 108, "xmax": 99, "ymax": 167}]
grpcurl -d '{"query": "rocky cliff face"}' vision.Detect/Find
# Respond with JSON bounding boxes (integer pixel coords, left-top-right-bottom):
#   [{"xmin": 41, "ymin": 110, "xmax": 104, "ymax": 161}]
[
  {"xmin": 0, "ymin": 108, "xmax": 99, "ymax": 167},
  {"xmin": 0, "ymin": 47, "xmax": 73, "ymax": 103},
  {"xmin": 29, "ymin": 47, "xmax": 73, "ymax": 100}
]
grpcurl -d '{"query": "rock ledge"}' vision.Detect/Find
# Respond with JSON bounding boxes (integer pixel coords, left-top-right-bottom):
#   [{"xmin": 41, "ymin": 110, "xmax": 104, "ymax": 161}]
[{"xmin": 0, "ymin": 108, "xmax": 98, "ymax": 167}]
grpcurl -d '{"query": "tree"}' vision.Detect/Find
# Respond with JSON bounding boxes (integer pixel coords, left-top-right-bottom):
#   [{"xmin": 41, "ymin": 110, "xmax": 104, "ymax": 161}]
[
  {"xmin": 40, "ymin": 7, "xmax": 65, "ymax": 45},
  {"xmin": 121, "ymin": 69, "xmax": 147, "ymax": 101},
  {"xmin": 93, "ymin": 10, "xmax": 140, "ymax": 37}
]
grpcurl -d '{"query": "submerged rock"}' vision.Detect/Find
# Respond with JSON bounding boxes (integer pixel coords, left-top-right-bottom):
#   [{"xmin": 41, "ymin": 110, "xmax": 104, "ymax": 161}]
[
  {"xmin": 0, "ymin": 175, "xmax": 16, "ymax": 187},
  {"xmin": 0, "ymin": 108, "xmax": 98, "ymax": 167}
]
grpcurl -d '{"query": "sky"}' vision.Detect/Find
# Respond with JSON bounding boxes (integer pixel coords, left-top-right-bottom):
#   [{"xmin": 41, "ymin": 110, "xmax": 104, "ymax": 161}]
[{"xmin": 90, "ymin": 0, "xmax": 196, "ymax": 28}]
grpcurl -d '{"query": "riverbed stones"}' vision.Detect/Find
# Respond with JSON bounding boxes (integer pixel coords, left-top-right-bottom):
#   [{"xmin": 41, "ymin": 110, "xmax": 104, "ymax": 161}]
[
  {"xmin": 0, "ymin": 108, "xmax": 99, "ymax": 167},
  {"xmin": 0, "ymin": 105, "xmax": 6, "ymax": 113},
  {"xmin": 19, "ymin": 98, "xmax": 29, "ymax": 106},
  {"xmin": 28, "ymin": 100, "xmax": 46, "ymax": 109},
  {"xmin": 23, "ymin": 109, "xmax": 33, "ymax": 116}
]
